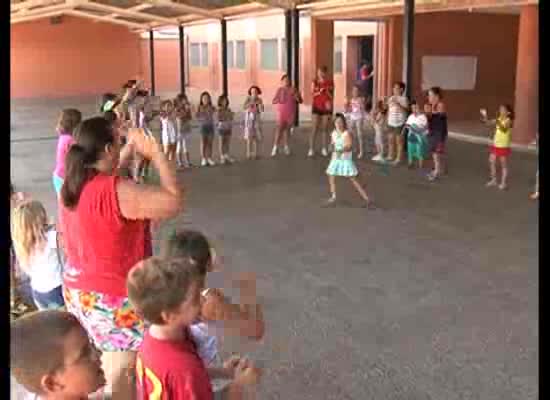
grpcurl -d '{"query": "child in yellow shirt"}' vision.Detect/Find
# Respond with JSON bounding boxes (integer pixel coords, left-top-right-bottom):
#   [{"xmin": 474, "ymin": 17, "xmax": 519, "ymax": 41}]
[{"xmin": 481, "ymin": 104, "xmax": 514, "ymax": 190}]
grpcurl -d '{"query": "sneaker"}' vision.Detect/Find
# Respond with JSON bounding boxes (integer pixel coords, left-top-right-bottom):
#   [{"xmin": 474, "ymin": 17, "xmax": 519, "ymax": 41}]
[
  {"xmin": 392, "ymin": 159, "xmax": 401, "ymax": 166},
  {"xmin": 321, "ymin": 147, "xmax": 328, "ymax": 157},
  {"xmin": 201, "ymin": 158, "xmax": 208, "ymax": 167},
  {"xmin": 486, "ymin": 179, "xmax": 497, "ymax": 187},
  {"xmin": 308, "ymin": 149, "xmax": 315, "ymax": 158},
  {"xmin": 271, "ymin": 146, "xmax": 278, "ymax": 157},
  {"xmin": 225, "ymin": 155, "xmax": 235, "ymax": 163},
  {"xmin": 283, "ymin": 146, "xmax": 291, "ymax": 156},
  {"xmin": 498, "ymin": 183, "xmax": 508, "ymax": 191},
  {"xmin": 371, "ymin": 154, "xmax": 383, "ymax": 162},
  {"xmin": 322, "ymin": 195, "xmax": 337, "ymax": 207},
  {"xmin": 207, "ymin": 158, "xmax": 216, "ymax": 166},
  {"xmin": 220, "ymin": 156, "xmax": 227, "ymax": 165},
  {"xmin": 357, "ymin": 152, "xmax": 364, "ymax": 160}
]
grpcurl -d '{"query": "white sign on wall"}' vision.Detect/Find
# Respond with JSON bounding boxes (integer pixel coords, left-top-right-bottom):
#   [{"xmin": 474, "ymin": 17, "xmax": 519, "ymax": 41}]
[{"xmin": 421, "ymin": 56, "xmax": 478, "ymax": 91}]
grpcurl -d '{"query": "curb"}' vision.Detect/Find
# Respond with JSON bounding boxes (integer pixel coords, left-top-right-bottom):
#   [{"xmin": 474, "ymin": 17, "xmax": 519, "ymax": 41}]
[{"xmin": 448, "ymin": 131, "xmax": 537, "ymax": 154}]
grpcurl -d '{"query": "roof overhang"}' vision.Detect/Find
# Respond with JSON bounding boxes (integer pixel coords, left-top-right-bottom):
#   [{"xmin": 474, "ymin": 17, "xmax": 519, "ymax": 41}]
[{"xmin": 10, "ymin": 0, "xmax": 304, "ymax": 30}]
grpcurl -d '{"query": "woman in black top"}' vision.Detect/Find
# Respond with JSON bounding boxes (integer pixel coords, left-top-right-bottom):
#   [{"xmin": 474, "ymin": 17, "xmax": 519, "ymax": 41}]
[{"xmin": 426, "ymin": 87, "xmax": 448, "ymax": 181}]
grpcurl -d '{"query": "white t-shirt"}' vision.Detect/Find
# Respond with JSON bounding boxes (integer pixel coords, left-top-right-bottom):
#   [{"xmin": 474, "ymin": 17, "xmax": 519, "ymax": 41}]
[
  {"xmin": 406, "ymin": 113, "xmax": 428, "ymax": 134},
  {"xmin": 22, "ymin": 230, "xmax": 63, "ymax": 293},
  {"xmin": 387, "ymin": 95, "xmax": 409, "ymax": 127}
]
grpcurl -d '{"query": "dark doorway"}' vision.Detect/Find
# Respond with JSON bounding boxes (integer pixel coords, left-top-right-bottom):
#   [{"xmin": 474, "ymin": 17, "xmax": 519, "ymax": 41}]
[{"xmin": 357, "ymin": 35, "xmax": 375, "ymax": 101}]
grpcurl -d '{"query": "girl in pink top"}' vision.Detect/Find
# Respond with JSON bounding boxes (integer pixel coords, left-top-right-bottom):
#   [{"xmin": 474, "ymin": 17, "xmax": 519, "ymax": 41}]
[
  {"xmin": 272, "ymin": 74, "xmax": 302, "ymax": 157},
  {"xmin": 52, "ymin": 109, "xmax": 82, "ymax": 197}
]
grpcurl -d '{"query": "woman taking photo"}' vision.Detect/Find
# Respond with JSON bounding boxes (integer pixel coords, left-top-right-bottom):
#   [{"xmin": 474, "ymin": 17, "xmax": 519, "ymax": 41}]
[
  {"xmin": 309, "ymin": 66, "xmax": 334, "ymax": 158},
  {"xmin": 60, "ymin": 117, "xmax": 183, "ymax": 398}
]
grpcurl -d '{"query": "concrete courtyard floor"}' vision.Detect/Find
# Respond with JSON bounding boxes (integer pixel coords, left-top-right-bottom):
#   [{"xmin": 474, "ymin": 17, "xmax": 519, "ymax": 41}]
[{"xmin": 11, "ymin": 97, "xmax": 538, "ymax": 399}]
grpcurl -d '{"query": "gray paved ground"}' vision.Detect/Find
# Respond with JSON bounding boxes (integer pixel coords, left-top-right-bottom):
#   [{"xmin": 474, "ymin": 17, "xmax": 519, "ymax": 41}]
[{"xmin": 11, "ymin": 97, "xmax": 538, "ymax": 399}]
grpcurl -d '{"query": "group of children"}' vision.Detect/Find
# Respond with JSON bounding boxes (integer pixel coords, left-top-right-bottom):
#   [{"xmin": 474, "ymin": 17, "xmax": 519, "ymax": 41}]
[{"xmin": 11, "ymin": 214, "xmax": 265, "ymax": 399}]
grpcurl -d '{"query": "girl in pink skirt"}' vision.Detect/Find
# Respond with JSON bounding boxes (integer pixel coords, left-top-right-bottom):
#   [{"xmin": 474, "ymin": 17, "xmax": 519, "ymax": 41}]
[{"xmin": 272, "ymin": 74, "xmax": 302, "ymax": 157}]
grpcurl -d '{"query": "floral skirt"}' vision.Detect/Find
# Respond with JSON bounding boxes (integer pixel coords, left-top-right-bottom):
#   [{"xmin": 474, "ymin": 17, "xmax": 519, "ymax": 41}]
[{"xmin": 63, "ymin": 287, "xmax": 145, "ymax": 352}]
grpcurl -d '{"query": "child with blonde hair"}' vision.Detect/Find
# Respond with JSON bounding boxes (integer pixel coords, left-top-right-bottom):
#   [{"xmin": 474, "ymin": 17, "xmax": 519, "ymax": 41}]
[{"xmin": 11, "ymin": 200, "xmax": 64, "ymax": 311}]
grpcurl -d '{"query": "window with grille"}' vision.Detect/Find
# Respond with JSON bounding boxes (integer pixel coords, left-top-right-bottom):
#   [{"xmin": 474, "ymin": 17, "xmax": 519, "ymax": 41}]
[
  {"xmin": 236, "ymin": 40, "xmax": 246, "ymax": 69},
  {"xmin": 190, "ymin": 43, "xmax": 201, "ymax": 67},
  {"xmin": 260, "ymin": 39, "xmax": 279, "ymax": 71},
  {"xmin": 334, "ymin": 37, "xmax": 343, "ymax": 74},
  {"xmin": 201, "ymin": 43, "xmax": 209, "ymax": 67},
  {"xmin": 227, "ymin": 41, "xmax": 235, "ymax": 68}
]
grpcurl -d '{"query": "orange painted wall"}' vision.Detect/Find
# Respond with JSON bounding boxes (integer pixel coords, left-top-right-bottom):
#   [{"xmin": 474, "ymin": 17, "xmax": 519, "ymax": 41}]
[
  {"xmin": 386, "ymin": 12, "xmax": 519, "ymax": 120},
  {"xmin": 11, "ymin": 16, "xmax": 142, "ymax": 99}
]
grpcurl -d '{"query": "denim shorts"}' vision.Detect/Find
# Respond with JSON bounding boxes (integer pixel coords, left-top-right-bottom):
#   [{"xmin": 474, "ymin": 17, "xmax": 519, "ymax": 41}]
[
  {"xmin": 200, "ymin": 123, "xmax": 215, "ymax": 137},
  {"xmin": 33, "ymin": 285, "xmax": 65, "ymax": 310}
]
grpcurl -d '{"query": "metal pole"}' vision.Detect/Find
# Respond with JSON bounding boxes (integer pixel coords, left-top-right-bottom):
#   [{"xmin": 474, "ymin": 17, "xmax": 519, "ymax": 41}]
[
  {"xmin": 285, "ymin": 9, "xmax": 292, "ymax": 78},
  {"xmin": 402, "ymin": 0, "xmax": 414, "ymax": 99},
  {"xmin": 220, "ymin": 18, "xmax": 228, "ymax": 97},
  {"xmin": 291, "ymin": 8, "xmax": 300, "ymax": 127},
  {"xmin": 149, "ymin": 30, "xmax": 156, "ymax": 96},
  {"xmin": 178, "ymin": 25, "xmax": 185, "ymax": 95}
]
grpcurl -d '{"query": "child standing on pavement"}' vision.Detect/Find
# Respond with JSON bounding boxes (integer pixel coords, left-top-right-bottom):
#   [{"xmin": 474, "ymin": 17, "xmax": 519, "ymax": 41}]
[
  {"xmin": 344, "ymin": 86, "xmax": 367, "ymax": 159},
  {"xmin": 371, "ymin": 101, "xmax": 387, "ymax": 162},
  {"xmin": 481, "ymin": 104, "xmax": 514, "ymax": 190},
  {"xmin": 243, "ymin": 86, "xmax": 264, "ymax": 160},
  {"xmin": 216, "ymin": 95, "xmax": 236, "ymax": 165},
  {"xmin": 405, "ymin": 101, "xmax": 429, "ymax": 169},
  {"xmin": 175, "ymin": 93, "xmax": 194, "ymax": 169},
  {"xmin": 325, "ymin": 114, "xmax": 374, "ymax": 208},
  {"xmin": 197, "ymin": 91, "xmax": 217, "ymax": 167},
  {"xmin": 160, "ymin": 100, "xmax": 178, "ymax": 162}
]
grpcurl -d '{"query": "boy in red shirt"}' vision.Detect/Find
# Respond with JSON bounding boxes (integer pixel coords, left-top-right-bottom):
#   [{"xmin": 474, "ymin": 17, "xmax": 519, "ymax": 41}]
[{"xmin": 127, "ymin": 257, "xmax": 261, "ymax": 400}]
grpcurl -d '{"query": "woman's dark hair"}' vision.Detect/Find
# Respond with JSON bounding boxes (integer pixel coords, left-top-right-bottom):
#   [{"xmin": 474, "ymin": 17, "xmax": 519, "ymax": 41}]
[
  {"xmin": 217, "ymin": 95, "xmax": 229, "ymax": 108},
  {"xmin": 248, "ymin": 85, "xmax": 262, "ymax": 96},
  {"xmin": 334, "ymin": 113, "xmax": 348, "ymax": 130},
  {"xmin": 428, "ymin": 86, "xmax": 443, "ymax": 98},
  {"xmin": 394, "ymin": 81, "xmax": 406, "ymax": 91},
  {"xmin": 199, "ymin": 91, "xmax": 212, "ymax": 110},
  {"xmin": 502, "ymin": 104, "xmax": 515, "ymax": 120},
  {"xmin": 57, "ymin": 109, "xmax": 82, "ymax": 136},
  {"xmin": 61, "ymin": 117, "xmax": 116, "ymax": 209},
  {"xmin": 280, "ymin": 74, "xmax": 289, "ymax": 82},
  {"xmin": 176, "ymin": 93, "xmax": 188, "ymax": 103},
  {"xmin": 319, "ymin": 66, "xmax": 328, "ymax": 74},
  {"xmin": 161, "ymin": 230, "xmax": 211, "ymax": 276},
  {"xmin": 123, "ymin": 80, "xmax": 137, "ymax": 89},
  {"xmin": 376, "ymin": 100, "xmax": 387, "ymax": 114},
  {"xmin": 410, "ymin": 99, "xmax": 417, "ymax": 106}
]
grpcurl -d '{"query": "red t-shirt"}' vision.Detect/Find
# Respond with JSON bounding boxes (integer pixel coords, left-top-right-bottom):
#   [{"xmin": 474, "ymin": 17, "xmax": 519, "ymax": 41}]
[
  {"xmin": 312, "ymin": 79, "xmax": 334, "ymax": 111},
  {"xmin": 60, "ymin": 173, "xmax": 152, "ymax": 297},
  {"xmin": 136, "ymin": 330, "xmax": 213, "ymax": 400}
]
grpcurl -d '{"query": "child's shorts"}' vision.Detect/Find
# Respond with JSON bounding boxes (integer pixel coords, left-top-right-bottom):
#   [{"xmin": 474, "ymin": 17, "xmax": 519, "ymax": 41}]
[
  {"xmin": 33, "ymin": 285, "xmax": 65, "ymax": 310},
  {"xmin": 200, "ymin": 123, "xmax": 215, "ymax": 137},
  {"xmin": 489, "ymin": 145, "xmax": 511, "ymax": 157},
  {"xmin": 217, "ymin": 128, "xmax": 232, "ymax": 137},
  {"xmin": 162, "ymin": 130, "xmax": 177, "ymax": 146}
]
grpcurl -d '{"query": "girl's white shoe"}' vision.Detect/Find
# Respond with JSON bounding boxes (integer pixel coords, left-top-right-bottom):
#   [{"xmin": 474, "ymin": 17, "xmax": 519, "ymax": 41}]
[
  {"xmin": 201, "ymin": 158, "xmax": 208, "ymax": 167},
  {"xmin": 271, "ymin": 146, "xmax": 278, "ymax": 157},
  {"xmin": 207, "ymin": 158, "xmax": 216, "ymax": 166}
]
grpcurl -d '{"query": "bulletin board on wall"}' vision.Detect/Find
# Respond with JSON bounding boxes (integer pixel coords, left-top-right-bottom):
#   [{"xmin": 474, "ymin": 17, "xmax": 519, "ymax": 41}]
[{"xmin": 421, "ymin": 56, "xmax": 478, "ymax": 91}]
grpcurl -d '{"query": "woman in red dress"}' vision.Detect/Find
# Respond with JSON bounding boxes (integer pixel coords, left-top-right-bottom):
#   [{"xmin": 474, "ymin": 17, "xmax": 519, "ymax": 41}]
[{"xmin": 309, "ymin": 66, "xmax": 334, "ymax": 158}]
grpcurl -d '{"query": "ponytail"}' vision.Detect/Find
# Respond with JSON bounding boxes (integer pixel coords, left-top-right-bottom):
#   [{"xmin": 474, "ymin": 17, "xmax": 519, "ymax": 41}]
[
  {"xmin": 61, "ymin": 145, "xmax": 95, "ymax": 209},
  {"xmin": 61, "ymin": 117, "xmax": 115, "ymax": 209}
]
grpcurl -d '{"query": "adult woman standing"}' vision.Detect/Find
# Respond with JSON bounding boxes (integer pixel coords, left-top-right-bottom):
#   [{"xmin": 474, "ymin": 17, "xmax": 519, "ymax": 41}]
[
  {"xmin": 426, "ymin": 87, "xmax": 448, "ymax": 181},
  {"xmin": 309, "ymin": 66, "xmax": 334, "ymax": 158},
  {"xmin": 60, "ymin": 117, "xmax": 183, "ymax": 398},
  {"xmin": 359, "ymin": 61, "xmax": 374, "ymax": 100}
]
